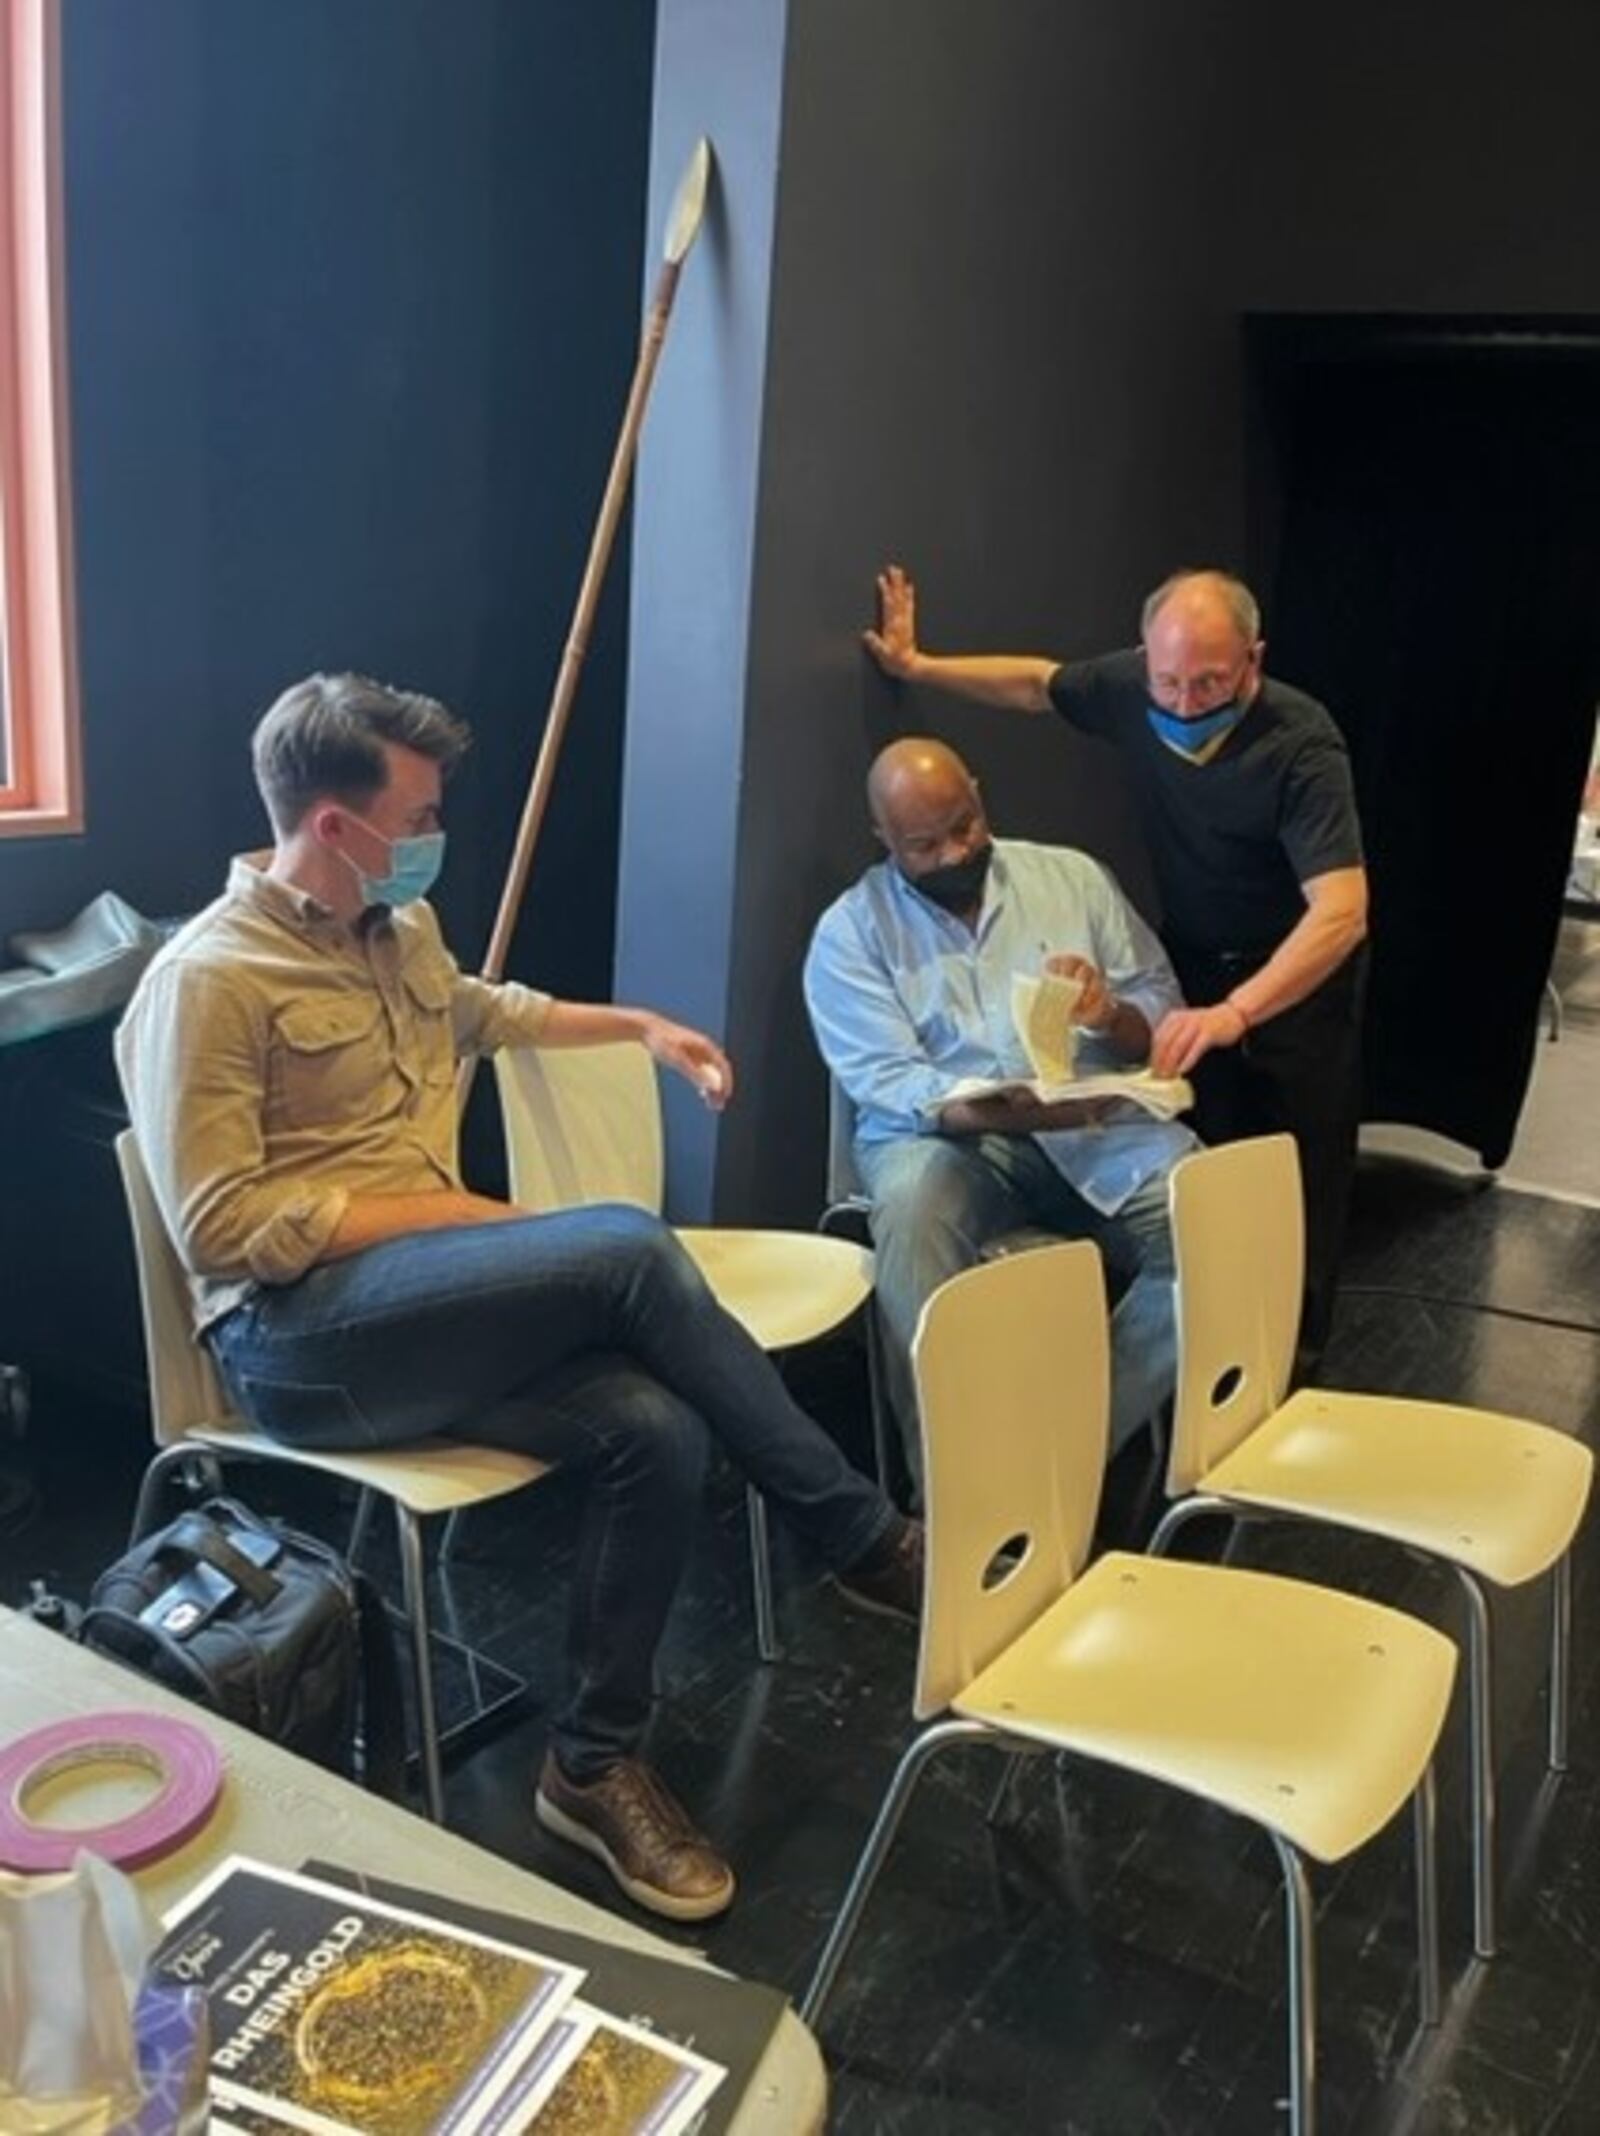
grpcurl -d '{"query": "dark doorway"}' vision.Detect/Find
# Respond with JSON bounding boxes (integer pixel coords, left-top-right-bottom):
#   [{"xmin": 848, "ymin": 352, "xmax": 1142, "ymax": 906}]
[{"xmin": 1246, "ymin": 318, "xmax": 1600, "ymax": 1167}]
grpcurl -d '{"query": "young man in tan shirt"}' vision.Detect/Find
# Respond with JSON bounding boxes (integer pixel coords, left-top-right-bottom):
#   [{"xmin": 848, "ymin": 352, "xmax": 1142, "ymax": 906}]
[{"xmin": 118, "ymin": 672, "xmax": 919, "ymax": 1922}]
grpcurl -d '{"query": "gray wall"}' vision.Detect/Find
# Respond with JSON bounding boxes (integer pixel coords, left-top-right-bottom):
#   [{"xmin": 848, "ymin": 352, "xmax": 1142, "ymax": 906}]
[{"xmin": 623, "ymin": 0, "xmax": 1600, "ymax": 1224}]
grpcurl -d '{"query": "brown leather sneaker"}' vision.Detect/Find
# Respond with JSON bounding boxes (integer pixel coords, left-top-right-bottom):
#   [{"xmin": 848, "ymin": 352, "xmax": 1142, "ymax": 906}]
[
  {"xmin": 534, "ymin": 1753, "xmax": 736, "ymax": 1922},
  {"xmin": 833, "ymin": 1516, "xmax": 925, "ymax": 1623}
]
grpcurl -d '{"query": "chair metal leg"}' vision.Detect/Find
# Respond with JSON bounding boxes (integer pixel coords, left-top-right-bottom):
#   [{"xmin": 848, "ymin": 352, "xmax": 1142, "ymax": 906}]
[
  {"xmin": 863, "ymin": 1301, "xmax": 899, "ymax": 1498},
  {"xmin": 194, "ymin": 1450, "xmax": 227, "ymax": 1497},
  {"xmin": 440, "ymin": 1509, "xmax": 465, "ymax": 1565},
  {"xmin": 131, "ymin": 1444, "xmax": 226, "ymax": 1544},
  {"xmin": 801, "ymin": 1717, "xmax": 990, "ymax": 2030},
  {"xmin": 985, "ymin": 1749, "xmax": 1027, "ymax": 1828},
  {"xmin": 1550, "ymin": 1550, "xmax": 1573, "ymax": 1774},
  {"xmin": 746, "ymin": 1487, "xmax": 780, "ymax": 1663},
  {"xmin": 347, "ymin": 1487, "xmax": 375, "ymax": 1566},
  {"xmin": 130, "ymin": 1445, "xmax": 199, "ymax": 1544},
  {"xmin": 395, "ymin": 1505, "xmax": 446, "ymax": 1825},
  {"xmin": 1270, "ymin": 1832, "xmax": 1318, "ymax": 2136},
  {"xmin": 1455, "ymin": 1565, "xmax": 1497, "ymax": 1959},
  {"xmin": 1413, "ymin": 1764, "xmax": 1441, "ymax": 2027},
  {"xmin": 1146, "ymin": 1493, "xmax": 1236, "ymax": 1559}
]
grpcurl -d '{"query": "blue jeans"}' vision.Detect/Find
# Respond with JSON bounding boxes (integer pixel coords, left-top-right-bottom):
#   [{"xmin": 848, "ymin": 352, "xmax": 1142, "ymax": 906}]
[
  {"xmin": 208, "ymin": 1205, "xmax": 893, "ymax": 1779},
  {"xmin": 856, "ymin": 1133, "xmax": 1178, "ymax": 1477}
]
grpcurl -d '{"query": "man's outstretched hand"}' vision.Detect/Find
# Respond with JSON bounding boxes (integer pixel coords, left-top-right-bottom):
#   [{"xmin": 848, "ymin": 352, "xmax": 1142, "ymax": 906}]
[
  {"xmin": 1151, "ymin": 1001, "xmax": 1247, "ymax": 1078},
  {"xmin": 863, "ymin": 563, "xmax": 921, "ymax": 680},
  {"xmin": 1043, "ymin": 952, "xmax": 1116, "ymax": 1032},
  {"xmin": 642, "ymin": 1015, "xmax": 735, "ymax": 1110}
]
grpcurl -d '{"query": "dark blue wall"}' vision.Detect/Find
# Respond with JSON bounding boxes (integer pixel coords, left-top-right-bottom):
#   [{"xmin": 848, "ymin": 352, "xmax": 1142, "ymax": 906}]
[
  {"xmin": 614, "ymin": 0, "xmax": 790, "ymax": 1217},
  {"xmin": 3, "ymin": 0, "xmax": 657, "ymax": 1006}
]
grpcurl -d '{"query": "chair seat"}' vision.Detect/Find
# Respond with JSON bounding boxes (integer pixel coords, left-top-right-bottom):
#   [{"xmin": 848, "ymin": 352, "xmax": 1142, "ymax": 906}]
[
  {"xmin": 954, "ymin": 1549, "xmax": 1456, "ymax": 1864},
  {"xmin": 1200, "ymin": 1390, "xmax": 1595, "ymax": 1589},
  {"xmin": 677, "ymin": 1228, "xmax": 873, "ymax": 1352},
  {"xmin": 185, "ymin": 1425, "xmax": 550, "ymax": 1518}
]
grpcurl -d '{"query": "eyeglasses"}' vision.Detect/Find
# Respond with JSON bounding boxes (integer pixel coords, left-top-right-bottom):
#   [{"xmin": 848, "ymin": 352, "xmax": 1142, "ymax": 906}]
[{"xmin": 1146, "ymin": 653, "xmax": 1256, "ymax": 714}]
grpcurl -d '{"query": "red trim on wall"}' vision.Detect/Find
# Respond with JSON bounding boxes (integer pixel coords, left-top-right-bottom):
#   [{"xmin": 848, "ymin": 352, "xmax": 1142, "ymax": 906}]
[{"xmin": 0, "ymin": 0, "xmax": 82, "ymax": 835}]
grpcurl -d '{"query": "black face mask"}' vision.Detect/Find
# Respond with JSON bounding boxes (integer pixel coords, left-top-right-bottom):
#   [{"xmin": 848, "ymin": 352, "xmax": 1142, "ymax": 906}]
[{"xmin": 907, "ymin": 841, "xmax": 994, "ymax": 912}]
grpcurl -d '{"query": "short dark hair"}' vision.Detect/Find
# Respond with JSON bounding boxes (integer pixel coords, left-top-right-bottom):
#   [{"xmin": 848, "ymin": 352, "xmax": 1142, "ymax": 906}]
[{"xmin": 251, "ymin": 673, "xmax": 470, "ymax": 833}]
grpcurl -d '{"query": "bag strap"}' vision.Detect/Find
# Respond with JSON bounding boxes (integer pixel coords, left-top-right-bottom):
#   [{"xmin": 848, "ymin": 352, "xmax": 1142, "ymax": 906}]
[{"xmin": 160, "ymin": 1511, "xmax": 283, "ymax": 1607}]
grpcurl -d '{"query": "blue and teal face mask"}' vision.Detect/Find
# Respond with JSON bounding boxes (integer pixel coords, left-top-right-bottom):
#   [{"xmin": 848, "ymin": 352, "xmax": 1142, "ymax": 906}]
[
  {"xmin": 1146, "ymin": 700, "xmax": 1247, "ymax": 761},
  {"xmin": 343, "ymin": 827, "xmax": 447, "ymax": 907}
]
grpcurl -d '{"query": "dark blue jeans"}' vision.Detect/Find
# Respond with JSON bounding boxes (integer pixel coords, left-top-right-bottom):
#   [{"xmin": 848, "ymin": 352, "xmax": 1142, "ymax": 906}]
[
  {"xmin": 857, "ymin": 1133, "xmax": 1178, "ymax": 1476},
  {"xmin": 208, "ymin": 1205, "xmax": 892, "ymax": 1778}
]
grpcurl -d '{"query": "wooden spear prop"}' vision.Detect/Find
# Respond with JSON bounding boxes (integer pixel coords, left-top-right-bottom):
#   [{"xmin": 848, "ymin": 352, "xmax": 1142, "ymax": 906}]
[{"xmin": 477, "ymin": 137, "xmax": 713, "ymax": 998}]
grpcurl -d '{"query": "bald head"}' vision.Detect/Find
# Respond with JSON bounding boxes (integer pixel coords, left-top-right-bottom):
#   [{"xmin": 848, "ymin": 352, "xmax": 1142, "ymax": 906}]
[
  {"xmin": 1141, "ymin": 569, "xmax": 1264, "ymax": 721},
  {"xmin": 1141, "ymin": 569, "xmax": 1260, "ymax": 645},
  {"xmin": 868, "ymin": 738, "xmax": 994, "ymax": 915},
  {"xmin": 867, "ymin": 737, "xmax": 978, "ymax": 833}
]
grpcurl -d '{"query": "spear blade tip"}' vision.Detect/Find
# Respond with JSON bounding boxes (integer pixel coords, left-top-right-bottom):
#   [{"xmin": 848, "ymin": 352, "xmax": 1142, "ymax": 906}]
[{"xmin": 663, "ymin": 137, "xmax": 713, "ymax": 264}]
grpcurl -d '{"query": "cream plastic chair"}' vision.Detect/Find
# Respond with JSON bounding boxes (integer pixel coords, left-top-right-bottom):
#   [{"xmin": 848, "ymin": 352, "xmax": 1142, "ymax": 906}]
[
  {"xmin": 1152, "ymin": 1133, "xmax": 1594, "ymax": 1960},
  {"xmin": 116, "ymin": 1132, "xmax": 549, "ymax": 1825},
  {"xmin": 801, "ymin": 1242, "xmax": 1456, "ymax": 2136},
  {"xmin": 824, "ymin": 1072, "xmax": 1067, "ymax": 1491},
  {"xmin": 495, "ymin": 1041, "xmax": 875, "ymax": 1657}
]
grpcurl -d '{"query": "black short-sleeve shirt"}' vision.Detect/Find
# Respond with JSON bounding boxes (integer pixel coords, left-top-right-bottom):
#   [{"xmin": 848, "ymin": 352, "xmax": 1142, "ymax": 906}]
[{"xmin": 1047, "ymin": 648, "xmax": 1363, "ymax": 956}]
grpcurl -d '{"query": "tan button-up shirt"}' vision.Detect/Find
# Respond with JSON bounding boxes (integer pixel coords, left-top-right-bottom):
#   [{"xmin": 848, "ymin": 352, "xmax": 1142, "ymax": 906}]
[{"xmin": 115, "ymin": 855, "xmax": 551, "ymax": 1328}]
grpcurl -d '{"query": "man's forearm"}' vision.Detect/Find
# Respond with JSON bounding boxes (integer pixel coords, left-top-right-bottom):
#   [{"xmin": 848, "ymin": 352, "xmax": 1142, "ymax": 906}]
[
  {"xmin": 939, "ymin": 1092, "xmax": 1105, "ymax": 1135},
  {"xmin": 1228, "ymin": 905, "xmax": 1366, "ymax": 1027},
  {"xmin": 901, "ymin": 652, "xmax": 1057, "ymax": 714},
  {"xmin": 321, "ymin": 1189, "xmax": 523, "ymax": 1263},
  {"xmin": 535, "ymin": 1001, "xmax": 653, "ymax": 1048},
  {"xmin": 1099, "ymin": 1000, "xmax": 1152, "ymax": 1062}
]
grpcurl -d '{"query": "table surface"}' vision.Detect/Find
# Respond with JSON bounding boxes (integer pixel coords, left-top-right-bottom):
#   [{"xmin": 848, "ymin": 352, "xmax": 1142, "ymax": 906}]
[{"xmin": 0, "ymin": 1607, "xmax": 826, "ymax": 2134}]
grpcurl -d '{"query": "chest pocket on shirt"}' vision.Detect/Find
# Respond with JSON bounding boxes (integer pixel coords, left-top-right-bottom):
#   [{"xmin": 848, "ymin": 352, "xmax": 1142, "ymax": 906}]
[
  {"xmin": 271, "ymin": 998, "xmax": 384, "ymax": 1125},
  {"xmin": 400, "ymin": 959, "xmax": 457, "ymax": 1086}
]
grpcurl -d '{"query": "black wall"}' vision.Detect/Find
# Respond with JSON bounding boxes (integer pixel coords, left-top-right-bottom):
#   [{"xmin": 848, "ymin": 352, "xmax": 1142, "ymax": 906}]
[
  {"xmin": 623, "ymin": 0, "xmax": 1600, "ymax": 1225},
  {"xmin": 0, "ymin": 0, "xmax": 658, "ymax": 1399},
  {"xmin": 3, "ymin": 0, "xmax": 656, "ymax": 1005}
]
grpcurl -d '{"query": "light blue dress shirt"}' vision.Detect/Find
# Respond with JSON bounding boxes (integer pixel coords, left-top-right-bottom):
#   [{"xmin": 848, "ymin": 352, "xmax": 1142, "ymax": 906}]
[{"xmin": 804, "ymin": 839, "xmax": 1197, "ymax": 1217}]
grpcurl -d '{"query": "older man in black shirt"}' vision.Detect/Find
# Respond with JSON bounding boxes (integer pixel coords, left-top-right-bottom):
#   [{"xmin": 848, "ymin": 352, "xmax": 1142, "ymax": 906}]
[{"xmin": 864, "ymin": 565, "xmax": 1368, "ymax": 1372}]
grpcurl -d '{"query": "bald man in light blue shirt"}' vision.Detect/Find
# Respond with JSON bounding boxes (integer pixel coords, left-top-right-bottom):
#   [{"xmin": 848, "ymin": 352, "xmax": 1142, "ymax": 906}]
[{"xmin": 805, "ymin": 740, "xmax": 1196, "ymax": 1477}]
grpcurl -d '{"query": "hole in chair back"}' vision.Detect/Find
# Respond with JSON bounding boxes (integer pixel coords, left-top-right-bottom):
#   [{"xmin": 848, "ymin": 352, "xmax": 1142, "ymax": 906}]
[
  {"xmin": 1210, "ymin": 1363, "xmax": 1246, "ymax": 1409},
  {"xmin": 980, "ymin": 1533, "xmax": 1033, "ymax": 1592}
]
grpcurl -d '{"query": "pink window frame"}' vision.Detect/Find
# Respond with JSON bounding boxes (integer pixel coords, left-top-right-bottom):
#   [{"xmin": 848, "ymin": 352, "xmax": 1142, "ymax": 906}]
[{"xmin": 0, "ymin": 0, "xmax": 81, "ymax": 835}]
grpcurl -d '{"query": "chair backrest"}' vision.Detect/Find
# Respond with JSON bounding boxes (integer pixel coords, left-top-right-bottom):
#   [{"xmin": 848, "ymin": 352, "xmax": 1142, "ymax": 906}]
[
  {"xmin": 1167, "ymin": 1134, "xmax": 1304, "ymax": 1493},
  {"xmin": 911, "ymin": 1241, "xmax": 1109, "ymax": 1718},
  {"xmin": 495, "ymin": 1041, "xmax": 664, "ymax": 1215},
  {"xmin": 115, "ymin": 1130, "xmax": 239, "ymax": 1445}
]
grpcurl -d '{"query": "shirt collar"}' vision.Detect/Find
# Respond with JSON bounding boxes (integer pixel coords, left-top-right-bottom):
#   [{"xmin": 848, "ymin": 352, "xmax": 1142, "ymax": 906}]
[{"xmin": 226, "ymin": 851, "xmax": 344, "ymax": 937}]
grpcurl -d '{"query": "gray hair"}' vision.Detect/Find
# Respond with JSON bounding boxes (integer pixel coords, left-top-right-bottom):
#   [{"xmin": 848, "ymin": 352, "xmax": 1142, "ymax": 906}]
[
  {"xmin": 1140, "ymin": 569, "xmax": 1261, "ymax": 645},
  {"xmin": 252, "ymin": 672, "xmax": 470, "ymax": 833}
]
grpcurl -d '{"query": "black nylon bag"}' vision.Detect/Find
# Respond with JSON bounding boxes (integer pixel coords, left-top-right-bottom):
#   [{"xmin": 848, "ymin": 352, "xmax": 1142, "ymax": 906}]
[{"xmin": 79, "ymin": 1497, "xmax": 380, "ymax": 1778}]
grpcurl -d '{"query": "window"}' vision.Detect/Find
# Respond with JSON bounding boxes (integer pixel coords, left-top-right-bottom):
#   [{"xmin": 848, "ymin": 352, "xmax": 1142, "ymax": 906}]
[{"xmin": 0, "ymin": 0, "xmax": 80, "ymax": 835}]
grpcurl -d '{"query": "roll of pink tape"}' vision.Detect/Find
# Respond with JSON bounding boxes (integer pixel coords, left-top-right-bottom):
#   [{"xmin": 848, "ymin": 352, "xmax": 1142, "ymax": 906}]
[{"xmin": 0, "ymin": 1711, "xmax": 224, "ymax": 1873}]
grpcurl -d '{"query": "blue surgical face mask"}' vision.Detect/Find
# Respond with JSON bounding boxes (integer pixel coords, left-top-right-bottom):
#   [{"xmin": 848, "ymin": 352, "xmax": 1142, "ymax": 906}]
[
  {"xmin": 1146, "ymin": 700, "xmax": 1247, "ymax": 761},
  {"xmin": 342, "ymin": 825, "xmax": 446, "ymax": 907}
]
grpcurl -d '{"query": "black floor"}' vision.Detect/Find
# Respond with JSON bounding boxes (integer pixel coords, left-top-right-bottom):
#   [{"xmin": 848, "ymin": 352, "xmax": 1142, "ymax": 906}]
[{"xmin": 6, "ymin": 1156, "xmax": 1600, "ymax": 2134}]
